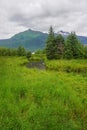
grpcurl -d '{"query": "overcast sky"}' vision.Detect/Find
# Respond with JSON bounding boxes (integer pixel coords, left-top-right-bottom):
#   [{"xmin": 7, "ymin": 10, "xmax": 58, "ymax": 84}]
[{"xmin": 0, "ymin": 0, "xmax": 87, "ymax": 39}]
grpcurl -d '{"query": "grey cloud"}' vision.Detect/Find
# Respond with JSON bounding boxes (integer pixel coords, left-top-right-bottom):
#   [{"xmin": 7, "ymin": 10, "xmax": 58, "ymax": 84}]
[{"xmin": 0, "ymin": 0, "xmax": 87, "ymax": 39}]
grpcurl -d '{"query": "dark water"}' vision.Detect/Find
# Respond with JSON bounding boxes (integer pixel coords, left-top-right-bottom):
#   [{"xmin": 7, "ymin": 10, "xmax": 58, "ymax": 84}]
[{"xmin": 26, "ymin": 60, "xmax": 46, "ymax": 70}]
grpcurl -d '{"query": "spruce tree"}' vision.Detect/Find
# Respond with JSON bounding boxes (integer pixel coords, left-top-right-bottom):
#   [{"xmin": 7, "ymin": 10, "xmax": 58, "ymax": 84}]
[
  {"xmin": 64, "ymin": 32, "xmax": 84, "ymax": 59},
  {"xmin": 64, "ymin": 34, "xmax": 73, "ymax": 59},
  {"xmin": 46, "ymin": 26, "xmax": 57, "ymax": 59},
  {"xmin": 26, "ymin": 51, "xmax": 32, "ymax": 60},
  {"xmin": 55, "ymin": 34, "xmax": 65, "ymax": 58},
  {"xmin": 17, "ymin": 46, "xmax": 26, "ymax": 56},
  {"xmin": 70, "ymin": 32, "xmax": 81, "ymax": 58},
  {"xmin": 84, "ymin": 46, "xmax": 87, "ymax": 58}
]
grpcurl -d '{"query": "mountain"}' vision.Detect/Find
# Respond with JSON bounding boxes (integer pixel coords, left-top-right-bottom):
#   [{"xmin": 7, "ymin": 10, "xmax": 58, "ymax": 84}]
[
  {"xmin": 0, "ymin": 29, "xmax": 87, "ymax": 51},
  {"xmin": 0, "ymin": 29, "xmax": 47, "ymax": 51},
  {"xmin": 57, "ymin": 30, "xmax": 70, "ymax": 36}
]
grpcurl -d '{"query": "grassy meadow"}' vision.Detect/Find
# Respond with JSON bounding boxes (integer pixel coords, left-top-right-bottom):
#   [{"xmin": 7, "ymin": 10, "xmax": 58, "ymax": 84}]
[{"xmin": 0, "ymin": 56, "xmax": 87, "ymax": 130}]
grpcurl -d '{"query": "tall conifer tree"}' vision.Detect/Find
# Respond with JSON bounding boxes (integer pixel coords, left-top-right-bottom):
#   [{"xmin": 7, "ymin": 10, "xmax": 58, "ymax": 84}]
[
  {"xmin": 55, "ymin": 34, "xmax": 65, "ymax": 58},
  {"xmin": 46, "ymin": 26, "xmax": 57, "ymax": 59}
]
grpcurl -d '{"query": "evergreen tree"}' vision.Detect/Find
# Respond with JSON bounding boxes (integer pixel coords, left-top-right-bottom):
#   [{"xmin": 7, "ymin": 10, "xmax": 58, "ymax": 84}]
[
  {"xmin": 64, "ymin": 34, "xmax": 73, "ymax": 59},
  {"xmin": 70, "ymin": 32, "xmax": 81, "ymax": 58},
  {"xmin": 46, "ymin": 27, "xmax": 85, "ymax": 60},
  {"xmin": 64, "ymin": 32, "xmax": 84, "ymax": 59},
  {"xmin": 26, "ymin": 51, "xmax": 32, "ymax": 60},
  {"xmin": 46, "ymin": 26, "xmax": 57, "ymax": 59},
  {"xmin": 17, "ymin": 46, "xmax": 26, "ymax": 56},
  {"xmin": 55, "ymin": 34, "xmax": 65, "ymax": 58},
  {"xmin": 84, "ymin": 46, "xmax": 87, "ymax": 58}
]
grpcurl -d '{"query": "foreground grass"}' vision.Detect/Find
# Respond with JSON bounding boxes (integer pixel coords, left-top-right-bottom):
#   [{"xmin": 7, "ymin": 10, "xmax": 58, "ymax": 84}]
[{"xmin": 0, "ymin": 56, "xmax": 87, "ymax": 130}]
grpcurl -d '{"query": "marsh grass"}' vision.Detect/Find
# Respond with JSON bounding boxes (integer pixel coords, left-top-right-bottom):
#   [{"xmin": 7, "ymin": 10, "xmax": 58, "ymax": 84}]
[
  {"xmin": 45, "ymin": 59, "xmax": 87, "ymax": 74},
  {"xmin": 0, "ymin": 56, "xmax": 87, "ymax": 130}
]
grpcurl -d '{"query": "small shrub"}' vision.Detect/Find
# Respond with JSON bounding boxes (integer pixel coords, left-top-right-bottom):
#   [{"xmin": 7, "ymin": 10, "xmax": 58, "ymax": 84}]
[{"xmin": 26, "ymin": 51, "xmax": 32, "ymax": 60}]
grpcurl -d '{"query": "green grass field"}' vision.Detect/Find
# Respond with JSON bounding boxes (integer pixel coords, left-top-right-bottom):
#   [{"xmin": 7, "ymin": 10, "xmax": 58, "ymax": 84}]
[{"xmin": 0, "ymin": 56, "xmax": 87, "ymax": 130}]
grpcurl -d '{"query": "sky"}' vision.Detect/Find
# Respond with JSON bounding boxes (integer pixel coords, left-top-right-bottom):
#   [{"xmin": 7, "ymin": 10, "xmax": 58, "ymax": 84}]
[{"xmin": 0, "ymin": 0, "xmax": 87, "ymax": 39}]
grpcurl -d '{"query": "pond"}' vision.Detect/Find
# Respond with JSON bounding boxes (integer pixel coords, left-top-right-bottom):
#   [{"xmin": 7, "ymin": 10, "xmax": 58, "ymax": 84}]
[{"xmin": 26, "ymin": 60, "xmax": 46, "ymax": 70}]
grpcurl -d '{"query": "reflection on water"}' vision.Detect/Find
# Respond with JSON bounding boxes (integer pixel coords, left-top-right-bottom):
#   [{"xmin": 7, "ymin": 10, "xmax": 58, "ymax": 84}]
[{"xmin": 27, "ymin": 60, "xmax": 46, "ymax": 70}]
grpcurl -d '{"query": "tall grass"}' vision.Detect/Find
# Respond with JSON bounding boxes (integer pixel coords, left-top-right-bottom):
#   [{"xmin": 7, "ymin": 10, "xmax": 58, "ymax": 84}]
[
  {"xmin": 45, "ymin": 59, "xmax": 87, "ymax": 73},
  {"xmin": 0, "ymin": 56, "xmax": 87, "ymax": 130}
]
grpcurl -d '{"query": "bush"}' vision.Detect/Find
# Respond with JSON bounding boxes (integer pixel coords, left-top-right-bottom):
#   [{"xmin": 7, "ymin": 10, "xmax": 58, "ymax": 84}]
[
  {"xmin": 17, "ymin": 46, "xmax": 26, "ymax": 56},
  {"xmin": 26, "ymin": 51, "xmax": 32, "ymax": 60},
  {"xmin": 0, "ymin": 47, "xmax": 17, "ymax": 56}
]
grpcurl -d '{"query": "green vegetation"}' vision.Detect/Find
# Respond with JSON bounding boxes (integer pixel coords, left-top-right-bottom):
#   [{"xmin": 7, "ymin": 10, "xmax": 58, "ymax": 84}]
[
  {"xmin": 55, "ymin": 34, "xmax": 65, "ymax": 59},
  {"xmin": 0, "ymin": 46, "xmax": 32, "ymax": 59},
  {"xmin": 17, "ymin": 46, "xmax": 26, "ymax": 56},
  {"xmin": 84, "ymin": 46, "xmax": 87, "ymax": 58},
  {"xmin": 0, "ymin": 27, "xmax": 87, "ymax": 129},
  {"xmin": 46, "ymin": 26, "xmax": 57, "ymax": 59},
  {"xmin": 0, "ymin": 47, "xmax": 17, "ymax": 56},
  {"xmin": 45, "ymin": 59, "xmax": 87, "ymax": 74},
  {"xmin": 64, "ymin": 32, "xmax": 84, "ymax": 59},
  {"xmin": 26, "ymin": 51, "xmax": 32, "ymax": 60},
  {"xmin": 46, "ymin": 27, "xmax": 86, "ymax": 59},
  {"xmin": 0, "ymin": 56, "xmax": 87, "ymax": 130}
]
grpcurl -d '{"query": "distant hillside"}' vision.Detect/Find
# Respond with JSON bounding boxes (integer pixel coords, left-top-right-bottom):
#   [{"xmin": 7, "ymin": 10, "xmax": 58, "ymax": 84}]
[
  {"xmin": 0, "ymin": 29, "xmax": 87, "ymax": 51},
  {"xmin": 0, "ymin": 29, "xmax": 47, "ymax": 51}
]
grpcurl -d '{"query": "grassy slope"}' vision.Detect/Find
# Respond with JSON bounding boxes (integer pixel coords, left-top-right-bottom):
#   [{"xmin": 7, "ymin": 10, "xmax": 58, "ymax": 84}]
[{"xmin": 0, "ymin": 57, "xmax": 87, "ymax": 130}]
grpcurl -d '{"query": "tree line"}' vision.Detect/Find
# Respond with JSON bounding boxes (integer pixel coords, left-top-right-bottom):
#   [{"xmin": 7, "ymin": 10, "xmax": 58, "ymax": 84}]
[
  {"xmin": 0, "ymin": 46, "xmax": 31, "ymax": 59},
  {"xmin": 46, "ymin": 26, "xmax": 87, "ymax": 59}
]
